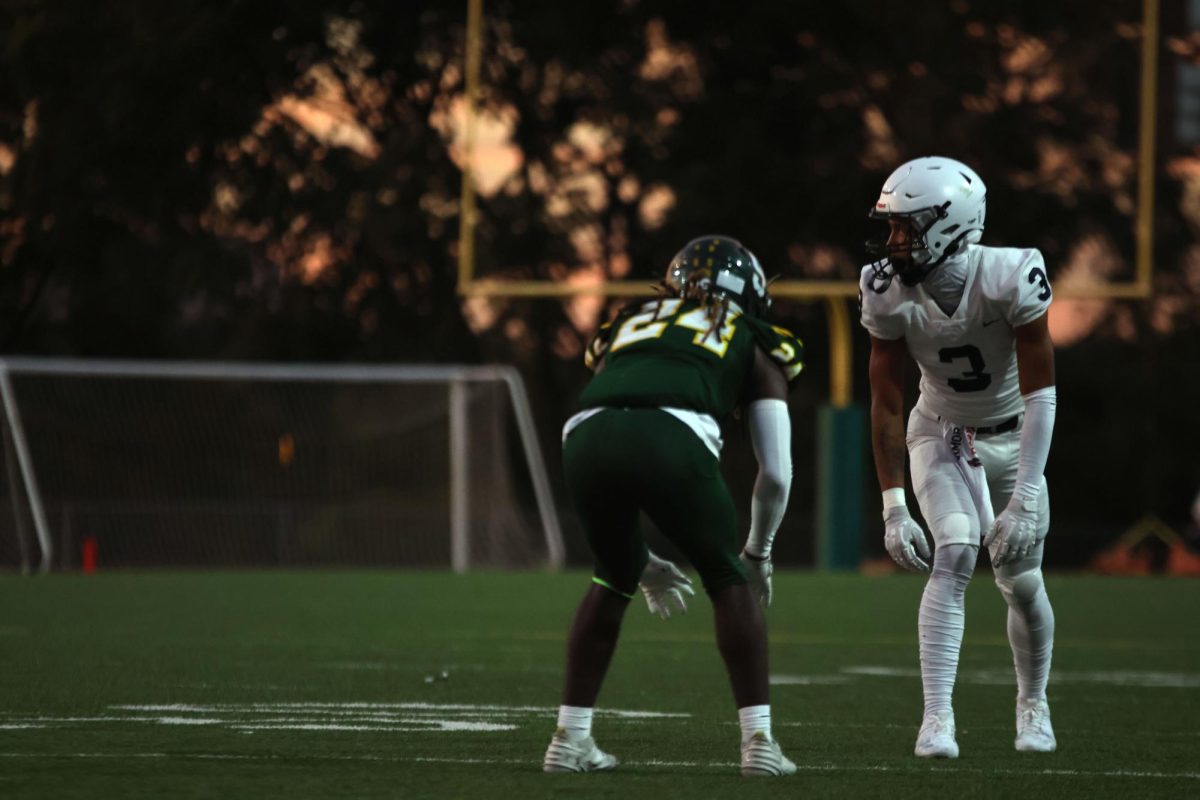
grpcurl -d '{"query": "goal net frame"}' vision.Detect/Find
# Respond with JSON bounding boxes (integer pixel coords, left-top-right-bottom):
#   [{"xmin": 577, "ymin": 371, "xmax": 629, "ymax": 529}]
[{"xmin": 0, "ymin": 358, "xmax": 566, "ymax": 574}]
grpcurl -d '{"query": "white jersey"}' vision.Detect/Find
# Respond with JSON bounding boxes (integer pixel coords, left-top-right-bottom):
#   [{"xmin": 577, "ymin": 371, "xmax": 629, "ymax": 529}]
[{"xmin": 859, "ymin": 245, "xmax": 1052, "ymax": 427}]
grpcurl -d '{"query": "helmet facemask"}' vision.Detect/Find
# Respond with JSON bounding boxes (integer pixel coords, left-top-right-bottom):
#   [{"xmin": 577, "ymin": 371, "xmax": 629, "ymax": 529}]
[{"xmin": 865, "ymin": 203, "xmax": 951, "ymax": 287}]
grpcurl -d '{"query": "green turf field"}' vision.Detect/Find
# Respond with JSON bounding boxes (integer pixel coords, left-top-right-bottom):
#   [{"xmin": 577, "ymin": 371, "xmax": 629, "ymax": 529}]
[{"xmin": 1, "ymin": 571, "xmax": 1198, "ymax": 799}]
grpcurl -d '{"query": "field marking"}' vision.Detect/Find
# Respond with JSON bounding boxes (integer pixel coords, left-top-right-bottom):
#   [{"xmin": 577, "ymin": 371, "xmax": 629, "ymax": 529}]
[
  {"xmin": 776, "ymin": 720, "xmax": 910, "ymax": 730},
  {"xmin": 497, "ymin": 631, "xmax": 1200, "ymax": 652},
  {"xmin": 111, "ymin": 702, "xmax": 688, "ymax": 718},
  {"xmin": 770, "ymin": 721, "xmax": 1200, "ymax": 737},
  {"xmin": 770, "ymin": 667, "xmax": 1200, "ymax": 689},
  {"xmin": 769, "ymin": 675, "xmax": 853, "ymax": 685},
  {"xmin": 231, "ymin": 723, "xmax": 514, "ymax": 732},
  {"xmin": 16, "ymin": 709, "xmax": 1195, "ymax": 739},
  {"xmin": 0, "ymin": 702, "xmax": 688, "ymax": 734},
  {"xmin": 321, "ymin": 661, "xmax": 561, "ymax": 676},
  {"xmin": 841, "ymin": 666, "xmax": 1200, "ymax": 688},
  {"xmin": 0, "ymin": 751, "xmax": 1196, "ymax": 780}
]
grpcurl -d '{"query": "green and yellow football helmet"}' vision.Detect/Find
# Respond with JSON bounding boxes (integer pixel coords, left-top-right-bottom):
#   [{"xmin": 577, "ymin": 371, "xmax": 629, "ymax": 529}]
[{"xmin": 664, "ymin": 235, "xmax": 771, "ymax": 317}]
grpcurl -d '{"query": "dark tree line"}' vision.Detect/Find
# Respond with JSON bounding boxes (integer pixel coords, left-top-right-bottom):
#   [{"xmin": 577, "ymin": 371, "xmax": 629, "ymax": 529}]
[{"xmin": 1, "ymin": 1, "xmax": 1196, "ymax": 564}]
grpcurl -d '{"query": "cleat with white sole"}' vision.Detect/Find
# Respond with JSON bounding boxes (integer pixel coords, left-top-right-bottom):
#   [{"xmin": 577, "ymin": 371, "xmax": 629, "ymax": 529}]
[
  {"xmin": 740, "ymin": 731, "xmax": 797, "ymax": 777},
  {"xmin": 1015, "ymin": 698, "xmax": 1057, "ymax": 753},
  {"xmin": 542, "ymin": 728, "xmax": 618, "ymax": 773},
  {"xmin": 914, "ymin": 710, "xmax": 959, "ymax": 759}
]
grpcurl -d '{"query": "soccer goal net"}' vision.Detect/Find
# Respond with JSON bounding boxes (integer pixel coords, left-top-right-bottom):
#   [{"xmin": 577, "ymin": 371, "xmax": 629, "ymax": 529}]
[{"xmin": 0, "ymin": 359, "xmax": 564, "ymax": 573}]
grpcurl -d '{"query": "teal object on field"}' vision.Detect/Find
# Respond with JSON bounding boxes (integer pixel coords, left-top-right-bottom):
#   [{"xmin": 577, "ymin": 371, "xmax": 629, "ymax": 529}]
[{"xmin": 816, "ymin": 403, "xmax": 866, "ymax": 571}]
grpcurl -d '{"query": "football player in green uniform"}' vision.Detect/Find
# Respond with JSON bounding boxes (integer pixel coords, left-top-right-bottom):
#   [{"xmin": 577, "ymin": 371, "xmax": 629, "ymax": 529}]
[{"xmin": 542, "ymin": 235, "xmax": 805, "ymax": 777}]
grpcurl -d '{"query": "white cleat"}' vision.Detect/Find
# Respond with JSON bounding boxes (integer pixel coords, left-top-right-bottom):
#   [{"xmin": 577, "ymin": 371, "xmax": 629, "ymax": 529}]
[
  {"xmin": 543, "ymin": 728, "xmax": 618, "ymax": 773},
  {"xmin": 1015, "ymin": 698, "xmax": 1057, "ymax": 753},
  {"xmin": 740, "ymin": 731, "xmax": 797, "ymax": 777},
  {"xmin": 914, "ymin": 710, "xmax": 959, "ymax": 759}
]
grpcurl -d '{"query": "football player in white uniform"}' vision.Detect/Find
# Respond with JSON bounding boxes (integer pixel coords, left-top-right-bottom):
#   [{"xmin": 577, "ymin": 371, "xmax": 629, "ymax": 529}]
[{"xmin": 859, "ymin": 157, "xmax": 1058, "ymax": 758}]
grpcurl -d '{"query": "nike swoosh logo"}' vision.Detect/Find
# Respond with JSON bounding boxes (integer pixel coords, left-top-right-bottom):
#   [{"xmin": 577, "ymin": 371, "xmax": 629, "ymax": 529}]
[{"xmin": 982, "ymin": 318, "xmax": 1002, "ymax": 327}]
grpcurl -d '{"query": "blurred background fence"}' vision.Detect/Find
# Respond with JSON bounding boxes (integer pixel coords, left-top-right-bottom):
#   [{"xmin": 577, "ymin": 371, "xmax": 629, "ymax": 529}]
[{"xmin": 0, "ymin": 0, "xmax": 1197, "ymax": 572}]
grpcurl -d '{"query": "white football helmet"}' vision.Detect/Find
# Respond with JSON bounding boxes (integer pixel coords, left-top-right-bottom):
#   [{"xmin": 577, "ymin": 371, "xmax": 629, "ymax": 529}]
[{"xmin": 866, "ymin": 156, "xmax": 986, "ymax": 287}]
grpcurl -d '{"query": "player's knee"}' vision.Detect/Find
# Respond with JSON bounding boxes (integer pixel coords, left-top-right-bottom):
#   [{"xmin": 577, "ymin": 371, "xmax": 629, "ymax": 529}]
[
  {"xmin": 931, "ymin": 541, "xmax": 977, "ymax": 588},
  {"xmin": 995, "ymin": 567, "xmax": 1045, "ymax": 607}
]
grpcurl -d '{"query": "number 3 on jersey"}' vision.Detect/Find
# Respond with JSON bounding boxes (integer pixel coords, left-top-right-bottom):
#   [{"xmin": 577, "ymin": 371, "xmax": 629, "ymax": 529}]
[
  {"xmin": 1028, "ymin": 267, "xmax": 1051, "ymax": 301},
  {"xmin": 610, "ymin": 298, "xmax": 740, "ymax": 357},
  {"xmin": 938, "ymin": 345, "xmax": 991, "ymax": 392}
]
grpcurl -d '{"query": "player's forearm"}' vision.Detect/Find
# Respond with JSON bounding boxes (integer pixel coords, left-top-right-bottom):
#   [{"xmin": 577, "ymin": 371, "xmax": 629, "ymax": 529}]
[
  {"xmin": 867, "ymin": 337, "xmax": 908, "ymax": 493},
  {"xmin": 1012, "ymin": 317, "xmax": 1056, "ymax": 503},
  {"xmin": 1012, "ymin": 386, "xmax": 1056, "ymax": 503},
  {"xmin": 870, "ymin": 402, "xmax": 907, "ymax": 491},
  {"xmin": 745, "ymin": 399, "xmax": 792, "ymax": 557},
  {"xmin": 1015, "ymin": 316, "xmax": 1056, "ymax": 395}
]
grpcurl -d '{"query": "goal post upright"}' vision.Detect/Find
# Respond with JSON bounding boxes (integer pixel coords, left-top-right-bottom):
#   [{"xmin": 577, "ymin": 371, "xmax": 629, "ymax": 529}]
[
  {"xmin": 0, "ymin": 363, "xmax": 53, "ymax": 574},
  {"xmin": 495, "ymin": 365, "xmax": 567, "ymax": 570},
  {"xmin": 3, "ymin": 423, "xmax": 34, "ymax": 575}
]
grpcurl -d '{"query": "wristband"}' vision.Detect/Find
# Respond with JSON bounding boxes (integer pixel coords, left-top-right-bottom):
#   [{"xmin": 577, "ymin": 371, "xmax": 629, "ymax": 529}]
[{"xmin": 882, "ymin": 487, "xmax": 906, "ymax": 511}]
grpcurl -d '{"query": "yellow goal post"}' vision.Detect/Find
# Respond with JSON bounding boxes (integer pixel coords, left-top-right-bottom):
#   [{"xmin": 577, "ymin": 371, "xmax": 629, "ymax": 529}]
[{"xmin": 455, "ymin": 0, "xmax": 1160, "ymax": 408}]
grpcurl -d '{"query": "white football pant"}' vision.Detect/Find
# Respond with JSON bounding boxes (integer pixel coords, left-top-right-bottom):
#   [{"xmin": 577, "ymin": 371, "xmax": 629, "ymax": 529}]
[{"xmin": 906, "ymin": 402, "xmax": 1056, "ymax": 714}]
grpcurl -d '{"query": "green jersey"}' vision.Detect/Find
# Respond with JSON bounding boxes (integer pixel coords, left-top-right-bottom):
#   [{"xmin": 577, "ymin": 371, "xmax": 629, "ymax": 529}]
[{"xmin": 578, "ymin": 297, "xmax": 804, "ymax": 418}]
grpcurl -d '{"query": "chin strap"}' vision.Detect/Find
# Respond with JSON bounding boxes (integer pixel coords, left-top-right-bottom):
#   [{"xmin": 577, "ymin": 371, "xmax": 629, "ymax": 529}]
[
  {"xmin": 867, "ymin": 200, "xmax": 982, "ymax": 291},
  {"xmin": 870, "ymin": 231, "xmax": 978, "ymax": 293}
]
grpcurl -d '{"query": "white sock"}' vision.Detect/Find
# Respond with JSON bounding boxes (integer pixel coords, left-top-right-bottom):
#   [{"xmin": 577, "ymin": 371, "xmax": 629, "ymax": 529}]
[
  {"xmin": 1004, "ymin": 578, "xmax": 1055, "ymax": 702},
  {"xmin": 556, "ymin": 705, "xmax": 593, "ymax": 741},
  {"xmin": 918, "ymin": 541, "xmax": 977, "ymax": 716},
  {"xmin": 738, "ymin": 704, "xmax": 772, "ymax": 744}
]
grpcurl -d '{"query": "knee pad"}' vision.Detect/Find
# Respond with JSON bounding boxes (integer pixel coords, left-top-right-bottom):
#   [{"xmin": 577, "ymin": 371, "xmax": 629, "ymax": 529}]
[
  {"xmin": 995, "ymin": 567, "xmax": 1045, "ymax": 607},
  {"xmin": 931, "ymin": 541, "xmax": 978, "ymax": 583}
]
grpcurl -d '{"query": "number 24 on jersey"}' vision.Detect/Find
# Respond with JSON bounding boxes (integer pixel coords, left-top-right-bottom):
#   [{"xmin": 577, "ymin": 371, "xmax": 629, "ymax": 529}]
[{"xmin": 609, "ymin": 299, "xmax": 739, "ymax": 357}]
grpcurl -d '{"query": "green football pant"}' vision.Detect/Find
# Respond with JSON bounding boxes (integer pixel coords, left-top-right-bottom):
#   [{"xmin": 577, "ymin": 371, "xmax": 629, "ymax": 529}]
[{"xmin": 562, "ymin": 408, "xmax": 747, "ymax": 597}]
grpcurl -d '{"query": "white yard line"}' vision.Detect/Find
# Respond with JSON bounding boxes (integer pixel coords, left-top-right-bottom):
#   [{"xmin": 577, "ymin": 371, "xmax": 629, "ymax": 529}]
[
  {"xmin": 232, "ymin": 721, "xmax": 518, "ymax": 732},
  {"xmin": 775, "ymin": 721, "xmax": 911, "ymax": 730},
  {"xmin": 0, "ymin": 702, "xmax": 683, "ymax": 734},
  {"xmin": 839, "ymin": 666, "xmax": 1200, "ymax": 688},
  {"xmin": 109, "ymin": 702, "xmax": 689, "ymax": 718},
  {"xmin": 0, "ymin": 751, "xmax": 1195, "ymax": 780},
  {"xmin": 769, "ymin": 675, "xmax": 853, "ymax": 685}
]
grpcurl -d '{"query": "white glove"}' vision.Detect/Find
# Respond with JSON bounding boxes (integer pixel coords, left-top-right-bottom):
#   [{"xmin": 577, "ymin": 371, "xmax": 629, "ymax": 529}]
[
  {"xmin": 639, "ymin": 551, "xmax": 695, "ymax": 619},
  {"xmin": 739, "ymin": 549, "xmax": 773, "ymax": 607},
  {"xmin": 883, "ymin": 505, "xmax": 931, "ymax": 572},
  {"xmin": 984, "ymin": 496, "xmax": 1039, "ymax": 566}
]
